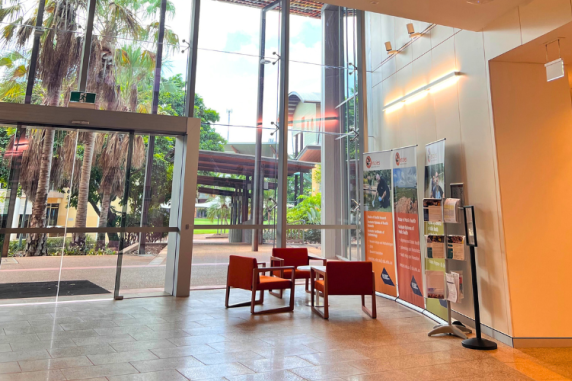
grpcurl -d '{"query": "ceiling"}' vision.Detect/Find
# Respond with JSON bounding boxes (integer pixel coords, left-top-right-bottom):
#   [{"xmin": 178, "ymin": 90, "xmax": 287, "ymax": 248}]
[
  {"xmin": 493, "ymin": 21, "xmax": 572, "ymax": 64},
  {"xmin": 323, "ymin": 0, "xmax": 528, "ymax": 31}
]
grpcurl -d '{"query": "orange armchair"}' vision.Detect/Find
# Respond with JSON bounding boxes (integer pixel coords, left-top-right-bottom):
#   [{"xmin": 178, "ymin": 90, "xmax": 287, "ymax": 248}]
[
  {"xmin": 225, "ymin": 255, "xmax": 296, "ymax": 314},
  {"xmin": 270, "ymin": 248, "xmax": 327, "ymax": 298},
  {"xmin": 311, "ymin": 261, "xmax": 377, "ymax": 319}
]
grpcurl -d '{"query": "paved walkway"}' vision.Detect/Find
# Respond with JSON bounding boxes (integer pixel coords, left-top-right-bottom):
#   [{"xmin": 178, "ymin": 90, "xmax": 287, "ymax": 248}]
[{"xmin": 0, "ymin": 288, "xmax": 566, "ymax": 380}]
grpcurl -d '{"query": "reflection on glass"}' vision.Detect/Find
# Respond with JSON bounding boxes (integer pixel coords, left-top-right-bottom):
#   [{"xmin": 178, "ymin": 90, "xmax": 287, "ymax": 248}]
[{"xmin": 0, "ymin": 126, "xmax": 76, "ymax": 304}]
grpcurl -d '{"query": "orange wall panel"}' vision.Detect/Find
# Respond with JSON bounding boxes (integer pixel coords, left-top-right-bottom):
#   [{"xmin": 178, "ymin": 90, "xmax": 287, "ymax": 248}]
[{"xmin": 490, "ymin": 61, "xmax": 572, "ymax": 338}]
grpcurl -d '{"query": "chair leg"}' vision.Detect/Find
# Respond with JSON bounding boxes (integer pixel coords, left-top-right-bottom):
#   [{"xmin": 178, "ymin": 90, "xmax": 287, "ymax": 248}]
[
  {"xmin": 305, "ymin": 278, "xmax": 310, "ymax": 293},
  {"xmin": 290, "ymin": 279, "xmax": 296, "ymax": 311},
  {"xmin": 323, "ymin": 292, "xmax": 329, "ymax": 319},
  {"xmin": 361, "ymin": 294, "xmax": 377, "ymax": 319},
  {"xmin": 226, "ymin": 287, "xmax": 263, "ymax": 309},
  {"xmin": 250, "ymin": 288, "xmax": 257, "ymax": 314}
]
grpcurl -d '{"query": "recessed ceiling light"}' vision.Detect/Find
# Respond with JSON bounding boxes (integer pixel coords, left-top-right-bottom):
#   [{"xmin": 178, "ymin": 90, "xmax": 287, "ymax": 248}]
[
  {"xmin": 370, "ymin": 1, "xmax": 379, "ymax": 4},
  {"xmin": 466, "ymin": 0, "xmax": 494, "ymax": 4}
]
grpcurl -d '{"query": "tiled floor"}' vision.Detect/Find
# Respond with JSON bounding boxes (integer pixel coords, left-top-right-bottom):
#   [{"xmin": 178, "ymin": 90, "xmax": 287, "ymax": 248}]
[{"xmin": 0, "ymin": 287, "xmax": 569, "ymax": 381}]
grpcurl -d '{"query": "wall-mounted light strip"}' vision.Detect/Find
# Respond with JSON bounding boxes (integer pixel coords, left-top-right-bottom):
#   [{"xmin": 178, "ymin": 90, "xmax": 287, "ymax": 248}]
[{"xmin": 383, "ymin": 71, "xmax": 461, "ymax": 113}]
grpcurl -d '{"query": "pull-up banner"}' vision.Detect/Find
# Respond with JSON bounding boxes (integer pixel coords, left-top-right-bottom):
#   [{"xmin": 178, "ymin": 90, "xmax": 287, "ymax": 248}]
[
  {"xmin": 392, "ymin": 146, "xmax": 424, "ymax": 308},
  {"xmin": 363, "ymin": 151, "xmax": 397, "ymax": 296},
  {"xmin": 424, "ymin": 139, "xmax": 448, "ymax": 319}
]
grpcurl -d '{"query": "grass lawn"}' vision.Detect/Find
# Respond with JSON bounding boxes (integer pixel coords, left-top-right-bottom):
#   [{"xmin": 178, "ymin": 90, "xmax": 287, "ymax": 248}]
[
  {"xmin": 193, "ymin": 218, "xmax": 274, "ymax": 235},
  {"xmin": 194, "ymin": 218, "xmax": 226, "ymax": 234}
]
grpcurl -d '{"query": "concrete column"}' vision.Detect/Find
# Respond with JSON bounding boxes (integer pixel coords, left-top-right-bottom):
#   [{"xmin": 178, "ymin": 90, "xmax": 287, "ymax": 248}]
[{"xmin": 320, "ymin": 5, "xmax": 344, "ymax": 259}]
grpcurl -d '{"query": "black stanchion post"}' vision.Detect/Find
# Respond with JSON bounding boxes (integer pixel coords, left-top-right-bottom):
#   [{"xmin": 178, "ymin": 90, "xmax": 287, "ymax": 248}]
[{"xmin": 461, "ymin": 206, "xmax": 497, "ymax": 350}]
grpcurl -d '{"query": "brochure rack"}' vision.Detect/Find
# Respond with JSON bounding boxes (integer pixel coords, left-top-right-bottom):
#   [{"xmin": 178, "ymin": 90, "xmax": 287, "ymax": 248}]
[
  {"xmin": 461, "ymin": 206, "xmax": 497, "ymax": 350},
  {"xmin": 427, "ymin": 199, "xmax": 471, "ymax": 339}
]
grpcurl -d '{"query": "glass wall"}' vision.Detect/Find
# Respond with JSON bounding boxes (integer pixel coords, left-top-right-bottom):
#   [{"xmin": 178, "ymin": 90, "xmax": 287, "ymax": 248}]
[{"xmin": 0, "ymin": 0, "xmax": 365, "ymax": 297}]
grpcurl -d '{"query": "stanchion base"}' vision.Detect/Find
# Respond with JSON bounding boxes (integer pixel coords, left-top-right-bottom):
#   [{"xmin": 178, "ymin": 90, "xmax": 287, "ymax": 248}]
[
  {"xmin": 428, "ymin": 324, "xmax": 467, "ymax": 339},
  {"xmin": 462, "ymin": 337, "xmax": 497, "ymax": 350}
]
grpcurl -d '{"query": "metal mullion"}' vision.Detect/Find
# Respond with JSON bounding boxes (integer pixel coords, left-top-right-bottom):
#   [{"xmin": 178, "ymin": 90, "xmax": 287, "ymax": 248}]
[
  {"xmin": 78, "ymin": 0, "xmax": 97, "ymax": 92},
  {"xmin": 185, "ymin": 0, "xmax": 201, "ymax": 117},
  {"xmin": 276, "ymin": 0, "xmax": 290, "ymax": 248},
  {"xmin": 114, "ymin": 132, "xmax": 135, "ymax": 300},
  {"xmin": 356, "ymin": 10, "xmax": 368, "ymax": 261}
]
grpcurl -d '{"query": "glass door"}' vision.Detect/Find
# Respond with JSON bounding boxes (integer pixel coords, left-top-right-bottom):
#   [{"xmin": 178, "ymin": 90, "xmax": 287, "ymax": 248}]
[{"xmin": 0, "ymin": 123, "xmax": 180, "ymax": 304}]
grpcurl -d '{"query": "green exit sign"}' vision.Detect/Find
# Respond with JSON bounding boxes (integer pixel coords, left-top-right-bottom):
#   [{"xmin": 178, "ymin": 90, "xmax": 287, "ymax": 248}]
[{"xmin": 70, "ymin": 91, "xmax": 96, "ymax": 103}]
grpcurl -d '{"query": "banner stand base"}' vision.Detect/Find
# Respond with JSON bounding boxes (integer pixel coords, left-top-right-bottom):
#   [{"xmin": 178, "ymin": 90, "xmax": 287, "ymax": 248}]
[
  {"xmin": 428, "ymin": 324, "xmax": 469, "ymax": 339},
  {"xmin": 462, "ymin": 337, "xmax": 498, "ymax": 350}
]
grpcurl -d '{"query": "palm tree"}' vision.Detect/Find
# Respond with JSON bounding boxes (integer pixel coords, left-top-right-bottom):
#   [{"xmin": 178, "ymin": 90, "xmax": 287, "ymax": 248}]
[
  {"xmin": 95, "ymin": 133, "xmax": 145, "ymax": 248},
  {"xmin": 73, "ymin": 0, "xmax": 178, "ymax": 249}
]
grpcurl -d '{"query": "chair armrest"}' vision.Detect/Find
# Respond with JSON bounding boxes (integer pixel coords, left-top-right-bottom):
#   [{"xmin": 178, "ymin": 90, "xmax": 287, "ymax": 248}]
[
  {"xmin": 310, "ymin": 267, "xmax": 326, "ymax": 277},
  {"xmin": 256, "ymin": 266, "xmax": 295, "ymax": 273},
  {"xmin": 257, "ymin": 262, "xmax": 267, "ymax": 267},
  {"xmin": 270, "ymin": 257, "xmax": 284, "ymax": 267},
  {"xmin": 308, "ymin": 255, "xmax": 327, "ymax": 265}
]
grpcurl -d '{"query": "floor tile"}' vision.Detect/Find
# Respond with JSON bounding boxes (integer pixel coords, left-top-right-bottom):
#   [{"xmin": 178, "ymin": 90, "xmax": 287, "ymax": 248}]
[
  {"xmin": 192, "ymin": 350, "xmax": 264, "ymax": 365},
  {"xmin": 130, "ymin": 356, "xmax": 204, "ymax": 373},
  {"xmin": 110, "ymin": 339, "xmax": 176, "ymax": 353},
  {"xmin": 10, "ymin": 338, "xmax": 76, "ymax": 352},
  {"xmin": 288, "ymin": 362, "xmax": 364, "ymax": 380},
  {"xmin": 18, "ymin": 356, "xmax": 93, "ymax": 372},
  {"xmin": 177, "ymin": 362, "xmax": 254, "ymax": 380},
  {"xmin": 0, "ymin": 350, "xmax": 51, "ymax": 364},
  {"xmin": 107, "ymin": 370, "xmax": 189, "ymax": 381},
  {"xmin": 48, "ymin": 344, "xmax": 116, "ymax": 358},
  {"xmin": 238, "ymin": 356, "xmax": 313, "ymax": 373},
  {"xmin": 0, "ymin": 369, "xmax": 66, "ymax": 381},
  {"xmin": 227, "ymin": 370, "xmax": 305, "ymax": 381},
  {"xmin": 150, "ymin": 344, "xmax": 219, "ymax": 359},
  {"xmin": 297, "ymin": 349, "xmax": 369, "ymax": 365},
  {"xmin": 60, "ymin": 363, "xmax": 139, "ymax": 380},
  {"xmin": 0, "ymin": 363, "xmax": 20, "ymax": 375},
  {"xmin": 87, "ymin": 350, "xmax": 158, "ymax": 365},
  {"xmin": 72, "ymin": 334, "xmax": 136, "ymax": 346}
]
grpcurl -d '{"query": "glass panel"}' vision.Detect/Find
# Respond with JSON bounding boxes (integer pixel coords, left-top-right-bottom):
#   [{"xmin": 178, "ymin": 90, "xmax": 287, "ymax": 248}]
[
  {"xmin": 0, "ymin": 0, "xmax": 41, "ymax": 104},
  {"xmin": 0, "ymin": 126, "xmax": 77, "ymax": 304},
  {"xmin": 57, "ymin": 130, "xmax": 129, "ymax": 300},
  {"xmin": 286, "ymin": 2, "xmax": 360, "ymax": 261},
  {"xmin": 119, "ymin": 132, "xmax": 179, "ymax": 297},
  {"xmin": 191, "ymin": 0, "xmax": 281, "ymax": 289}
]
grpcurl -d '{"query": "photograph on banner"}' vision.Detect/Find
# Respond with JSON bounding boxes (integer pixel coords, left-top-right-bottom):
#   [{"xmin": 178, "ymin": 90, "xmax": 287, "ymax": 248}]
[
  {"xmin": 364, "ymin": 151, "xmax": 397, "ymax": 296},
  {"xmin": 447, "ymin": 235, "xmax": 466, "ymax": 260},
  {"xmin": 425, "ymin": 142, "xmax": 445, "ymax": 199},
  {"xmin": 424, "ymin": 139, "xmax": 447, "ymax": 318},
  {"xmin": 393, "ymin": 147, "xmax": 424, "ymax": 308}
]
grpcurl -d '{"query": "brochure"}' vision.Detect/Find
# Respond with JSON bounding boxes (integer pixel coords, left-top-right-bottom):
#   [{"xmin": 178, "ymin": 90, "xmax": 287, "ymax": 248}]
[
  {"xmin": 426, "ymin": 235, "xmax": 445, "ymax": 259},
  {"xmin": 423, "ymin": 198, "xmax": 443, "ymax": 222},
  {"xmin": 445, "ymin": 271, "xmax": 464, "ymax": 303},
  {"xmin": 444, "ymin": 198, "xmax": 461, "ymax": 223},
  {"xmin": 426, "ymin": 270, "xmax": 445, "ymax": 299},
  {"xmin": 447, "ymin": 235, "xmax": 465, "ymax": 260}
]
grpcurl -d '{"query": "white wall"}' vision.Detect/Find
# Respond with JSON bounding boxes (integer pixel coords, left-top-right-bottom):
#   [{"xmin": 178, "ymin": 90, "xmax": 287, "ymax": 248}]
[
  {"xmin": 365, "ymin": 0, "xmax": 572, "ymax": 338},
  {"xmin": 366, "ymin": 15, "xmax": 513, "ymax": 335}
]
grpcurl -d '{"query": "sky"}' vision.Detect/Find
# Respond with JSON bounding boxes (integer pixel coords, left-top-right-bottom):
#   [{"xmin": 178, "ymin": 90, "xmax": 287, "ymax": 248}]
[{"xmin": 165, "ymin": 0, "xmax": 323, "ymax": 144}]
